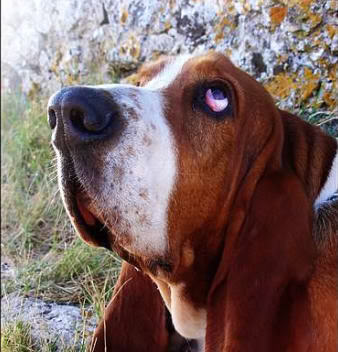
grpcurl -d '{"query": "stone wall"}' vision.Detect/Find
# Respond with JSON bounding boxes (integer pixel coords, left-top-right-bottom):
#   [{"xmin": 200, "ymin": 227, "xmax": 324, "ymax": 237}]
[{"xmin": 2, "ymin": 0, "xmax": 337, "ymax": 111}]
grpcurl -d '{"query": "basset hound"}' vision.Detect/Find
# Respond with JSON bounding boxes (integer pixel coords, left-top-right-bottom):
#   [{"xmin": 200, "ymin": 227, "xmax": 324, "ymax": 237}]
[{"xmin": 47, "ymin": 52, "xmax": 337, "ymax": 352}]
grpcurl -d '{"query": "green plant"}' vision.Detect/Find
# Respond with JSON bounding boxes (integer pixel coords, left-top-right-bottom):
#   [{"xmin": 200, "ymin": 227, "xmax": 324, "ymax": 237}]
[{"xmin": 1, "ymin": 320, "xmax": 37, "ymax": 352}]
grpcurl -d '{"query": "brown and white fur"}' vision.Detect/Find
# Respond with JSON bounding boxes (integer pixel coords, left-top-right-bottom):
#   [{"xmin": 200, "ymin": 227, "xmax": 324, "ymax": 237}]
[{"xmin": 48, "ymin": 52, "xmax": 337, "ymax": 352}]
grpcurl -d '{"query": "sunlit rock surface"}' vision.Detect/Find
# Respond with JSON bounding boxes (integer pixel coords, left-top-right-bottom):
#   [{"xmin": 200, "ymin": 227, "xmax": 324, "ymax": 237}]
[
  {"xmin": 1, "ymin": 292, "xmax": 96, "ymax": 350},
  {"xmin": 2, "ymin": 0, "xmax": 337, "ymax": 112}
]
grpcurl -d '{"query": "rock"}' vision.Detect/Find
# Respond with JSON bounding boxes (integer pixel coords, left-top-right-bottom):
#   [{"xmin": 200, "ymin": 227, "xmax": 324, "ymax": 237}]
[
  {"xmin": 2, "ymin": 0, "xmax": 337, "ymax": 111},
  {"xmin": 1, "ymin": 292, "xmax": 97, "ymax": 350},
  {"xmin": 1, "ymin": 256, "xmax": 16, "ymax": 281}
]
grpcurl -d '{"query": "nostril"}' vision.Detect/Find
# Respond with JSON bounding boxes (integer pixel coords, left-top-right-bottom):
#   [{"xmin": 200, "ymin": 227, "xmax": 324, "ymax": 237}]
[
  {"xmin": 70, "ymin": 108, "xmax": 87, "ymax": 133},
  {"xmin": 85, "ymin": 111, "xmax": 114, "ymax": 132},
  {"xmin": 85, "ymin": 112, "xmax": 113, "ymax": 132},
  {"xmin": 48, "ymin": 108, "xmax": 57, "ymax": 129},
  {"xmin": 70, "ymin": 107, "xmax": 113, "ymax": 134}
]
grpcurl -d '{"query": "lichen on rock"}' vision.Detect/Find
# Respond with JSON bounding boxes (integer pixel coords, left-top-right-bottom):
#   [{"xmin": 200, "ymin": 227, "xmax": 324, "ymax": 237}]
[{"xmin": 2, "ymin": 0, "xmax": 337, "ymax": 112}]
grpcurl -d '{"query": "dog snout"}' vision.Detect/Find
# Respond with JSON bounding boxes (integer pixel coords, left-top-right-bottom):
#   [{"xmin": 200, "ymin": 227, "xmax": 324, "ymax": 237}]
[{"xmin": 47, "ymin": 86, "xmax": 121, "ymax": 147}]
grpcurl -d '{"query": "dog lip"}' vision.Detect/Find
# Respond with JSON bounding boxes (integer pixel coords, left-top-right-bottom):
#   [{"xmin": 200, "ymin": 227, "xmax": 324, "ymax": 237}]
[
  {"xmin": 63, "ymin": 185, "xmax": 112, "ymax": 249},
  {"xmin": 76, "ymin": 194, "xmax": 97, "ymax": 226}
]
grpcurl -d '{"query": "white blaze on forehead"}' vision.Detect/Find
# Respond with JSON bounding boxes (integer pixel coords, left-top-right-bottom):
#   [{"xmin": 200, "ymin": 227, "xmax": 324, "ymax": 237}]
[
  {"xmin": 145, "ymin": 54, "xmax": 193, "ymax": 90},
  {"xmin": 87, "ymin": 84, "xmax": 177, "ymax": 255}
]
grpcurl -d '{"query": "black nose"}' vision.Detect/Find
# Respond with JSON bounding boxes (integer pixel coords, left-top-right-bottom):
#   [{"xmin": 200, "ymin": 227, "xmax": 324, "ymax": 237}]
[{"xmin": 47, "ymin": 86, "xmax": 120, "ymax": 146}]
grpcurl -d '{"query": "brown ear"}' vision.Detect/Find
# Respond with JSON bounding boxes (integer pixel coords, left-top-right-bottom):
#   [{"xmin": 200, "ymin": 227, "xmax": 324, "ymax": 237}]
[
  {"xmin": 206, "ymin": 172, "xmax": 316, "ymax": 352},
  {"xmin": 90, "ymin": 261, "xmax": 169, "ymax": 352}
]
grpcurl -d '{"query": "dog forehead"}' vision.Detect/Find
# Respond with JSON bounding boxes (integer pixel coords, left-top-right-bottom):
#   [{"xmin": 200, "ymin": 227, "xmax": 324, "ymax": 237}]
[
  {"xmin": 144, "ymin": 52, "xmax": 238, "ymax": 91},
  {"xmin": 145, "ymin": 54, "xmax": 193, "ymax": 90}
]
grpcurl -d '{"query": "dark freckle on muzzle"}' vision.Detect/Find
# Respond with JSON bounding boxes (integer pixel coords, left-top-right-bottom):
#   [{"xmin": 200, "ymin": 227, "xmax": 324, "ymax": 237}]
[
  {"xmin": 142, "ymin": 135, "xmax": 152, "ymax": 146},
  {"xmin": 125, "ymin": 107, "xmax": 139, "ymax": 121},
  {"xmin": 114, "ymin": 167, "xmax": 124, "ymax": 181},
  {"xmin": 139, "ymin": 188, "xmax": 148, "ymax": 199}
]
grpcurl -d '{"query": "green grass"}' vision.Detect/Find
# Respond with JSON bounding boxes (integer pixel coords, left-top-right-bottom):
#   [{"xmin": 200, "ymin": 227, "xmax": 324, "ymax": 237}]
[
  {"xmin": 5, "ymin": 238, "xmax": 121, "ymax": 309},
  {"xmin": 1, "ymin": 320, "xmax": 87, "ymax": 352},
  {"xmin": 0, "ymin": 91, "xmax": 121, "ymax": 308},
  {"xmin": 1, "ymin": 89, "xmax": 121, "ymax": 351},
  {"xmin": 299, "ymin": 109, "xmax": 337, "ymax": 137},
  {"xmin": 1, "ymin": 320, "xmax": 37, "ymax": 352},
  {"xmin": 1, "ymin": 93, "xmax": 64, "ymax": 256}
]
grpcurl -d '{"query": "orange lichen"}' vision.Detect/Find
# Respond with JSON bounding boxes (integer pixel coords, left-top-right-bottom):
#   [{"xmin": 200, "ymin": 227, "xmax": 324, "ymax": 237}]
[
  {"xmin": 301, "ymin": 81, "xmax": 319, "ymax": 100},
  {"xmin": 300, "ymin": 68, "xmax": 320, "ymax": 100},
  {"xmin": 326, "ymin": 25, "xmax": 336, "ymax": 39},
  {"xmin": 308, "ymin": 13, "xmax": 321, "ymax": 27},
  {"xmin": 303, "ymin": 67, "xmax": 319, "ymax": 81},
  {"xmin": 164, "ymin": 20, "xmax": 172, "ymax": 31},
  {"xmin": 123, "ymin": 73, "xmax": 139, "ymax": 86},
  {"xmin": 328, "ymin": 0, "xmax": 337, "ymax": 11},
  {"xmin": 322, "ymin": 92, "xmax": 335, "ymax": 107},
  {"xmin": 318, "ymin": 58, "xmax": 329, "ymax": 67},
  {"xmin": 277, "ymin": 54, "xmax": 289, "ymax": 64},
  {"xmin": 295, "ymin": 0, "xmax": 313, "ymax": 11},
  {"xmin": 225, "ymin": 49, "xmax": 232, "ymax": 58},
  {"xmin": 270, "ymin": 7, "xmax": 288, "ymax": 26},
  {"xmin": 328, "ymin": 67, "xmax": 336, "ymax": 82},
  {"xmin": 264, "ymin": 67, "xmax": 325, "ymax": 105},
  {"xmin": 241, "ymin": 0, "xmax": 251, "ymax": 12},
  {"xmin": 265, "ymin": 73, "xmax": 297, "ymax": 100},
  {"xmin": 281, "ymin": 0, "xmax": 314, "ymax": 13},
  {"xmin": 119, "ymin": 34, "xmax": 141, "ymax": 59},
  {"xmin": 224, "ymin": 3, "xmax": 237, "ymax": 16},
  {"xmin": 313, "ymin": 37, "xmax": 323, "ymax": 48},
  {"xmin": 120, "ymin": 9, "xmax": 128, "ymax": 24},
  {"xmin": 215, "ymin": 17, "xmax": 235, "ymax": 43}
]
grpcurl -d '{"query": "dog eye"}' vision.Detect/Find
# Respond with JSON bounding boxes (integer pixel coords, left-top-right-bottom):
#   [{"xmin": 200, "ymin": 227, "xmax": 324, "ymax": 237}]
[
  {"xmin": 194, "ymin": 82, "xmax": 232, "ymax": 118},
  {"xmin": 205, "ymin": 88, "xmax": 228, "ymax": 112}
]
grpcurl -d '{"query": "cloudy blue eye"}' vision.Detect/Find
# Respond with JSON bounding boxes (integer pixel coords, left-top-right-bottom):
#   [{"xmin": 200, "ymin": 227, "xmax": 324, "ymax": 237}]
[
  {"xmin": 205, "ymin": 88, "xmax": 229, "ymax": 112},
  {"xmin": 194, "ymin": 82, "xmax": 233, "ymax": 119}
]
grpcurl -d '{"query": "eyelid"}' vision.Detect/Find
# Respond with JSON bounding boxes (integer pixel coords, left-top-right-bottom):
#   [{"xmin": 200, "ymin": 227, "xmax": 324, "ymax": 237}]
[{"xmin": 201, "ymin": 78, "xmax": 229, "ymax": 88}]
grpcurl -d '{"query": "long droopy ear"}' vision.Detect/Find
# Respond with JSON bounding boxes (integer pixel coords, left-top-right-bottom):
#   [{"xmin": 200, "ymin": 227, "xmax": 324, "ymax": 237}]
[
  {"xmin": 90, "ymin": 261, "xmax": 169, "ymax": 352},
  {"xmin": 206, "ymin": 172, "xmax": 316, "ymax": 352}
]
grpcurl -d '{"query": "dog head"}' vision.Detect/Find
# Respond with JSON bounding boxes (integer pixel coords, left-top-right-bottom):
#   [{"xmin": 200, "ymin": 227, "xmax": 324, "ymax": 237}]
[{"xmin": 49, "ymin": 52, "xmax": 297, "ymax": 338}]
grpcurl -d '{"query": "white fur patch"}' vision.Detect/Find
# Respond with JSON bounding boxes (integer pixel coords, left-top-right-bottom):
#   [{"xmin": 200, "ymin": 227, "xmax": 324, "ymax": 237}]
[
  {"xmin": 314, "ymin": 144, "xmax": 338, "ymax": 209},
  {"xmin": 145, "ymin": 54, "xmax": 193, "ymax": 90},
  {"xmin": 170, "ymin": 284, "xmax": 207, "ymax": 339},
  {"xmin": 84, "ymin": 84, "xmax": 177, "ymax": 256}
]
